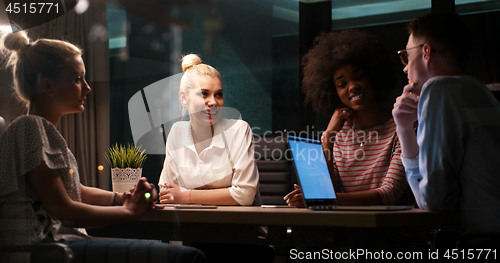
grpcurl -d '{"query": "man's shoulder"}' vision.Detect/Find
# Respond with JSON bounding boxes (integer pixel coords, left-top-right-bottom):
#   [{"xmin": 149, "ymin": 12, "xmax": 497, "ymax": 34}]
[
  {"xmin": 422, "ymin": 76, "xmax": 483, "ymax": 101},
  {"xmin": 424, "ymin": 75, "xmax": 483, "ymax": 91}
]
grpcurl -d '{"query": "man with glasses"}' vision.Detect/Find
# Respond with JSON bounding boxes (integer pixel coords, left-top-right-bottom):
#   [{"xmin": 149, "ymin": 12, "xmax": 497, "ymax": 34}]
[{"xmin": 392, "ymin": 13, "xmax": 500, "ymax": 233}]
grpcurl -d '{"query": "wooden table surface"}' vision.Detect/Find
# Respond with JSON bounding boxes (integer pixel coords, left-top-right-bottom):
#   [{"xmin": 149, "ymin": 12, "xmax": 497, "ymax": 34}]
[
  {"xmin": 89, "ymin": 206, "xmax": 461, "ymax": 248},
  {"xmin": 141, "ymin": 206, "xmax": 460, "ymax": 228}
]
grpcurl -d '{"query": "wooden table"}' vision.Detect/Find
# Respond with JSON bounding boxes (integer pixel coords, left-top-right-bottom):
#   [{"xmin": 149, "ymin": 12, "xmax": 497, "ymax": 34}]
[{"xmin": 89, "ymin": 206, "xmax": 461, "ymax": 249}]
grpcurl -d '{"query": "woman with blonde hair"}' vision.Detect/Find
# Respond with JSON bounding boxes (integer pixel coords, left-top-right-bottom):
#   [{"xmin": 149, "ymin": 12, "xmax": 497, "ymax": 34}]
[
  {"xmin": 0, "ymin": 30, "xmax": 205, "ymax": 263},
  {"xmin": 157, "ymin": 53, "xmax": 274, "ymax": 263},
  {"xmin": 158, "ymin": 54, "xmax": 259, "ymax": 206}
]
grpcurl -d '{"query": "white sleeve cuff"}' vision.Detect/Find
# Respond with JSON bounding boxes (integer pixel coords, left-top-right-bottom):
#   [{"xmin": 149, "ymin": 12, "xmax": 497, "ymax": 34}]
[{"xmin": 402, "ymin": 154, "xmax": 419, "ymax": 170}]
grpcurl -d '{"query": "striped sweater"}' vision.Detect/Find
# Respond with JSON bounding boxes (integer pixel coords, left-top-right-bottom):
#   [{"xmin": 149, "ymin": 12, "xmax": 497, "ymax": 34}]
[{"xmin": 332, "ymin": 117, "xmax": 411, "ymax": 205}]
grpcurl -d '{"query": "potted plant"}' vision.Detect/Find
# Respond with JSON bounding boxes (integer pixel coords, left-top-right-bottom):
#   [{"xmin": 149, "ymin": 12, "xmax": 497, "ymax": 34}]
[{"xmin": 105, "ymin": 143, "xmax": 147, "ymax": 193}]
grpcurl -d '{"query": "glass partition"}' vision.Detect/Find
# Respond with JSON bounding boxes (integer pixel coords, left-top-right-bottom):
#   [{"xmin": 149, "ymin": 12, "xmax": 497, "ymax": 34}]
[
  {"xmin": 107, "ymin": 0, "xmax": 299, "ymax": 182},
  {"xmin": 109, "ymin": 0, "xmax": 299, "ymax": 149},
  {"xmin": 329, "ymin": 0, "xmax": 500, "ymax": 29},
  {"xmin": 1, "ymin": 0, "xmax": 499, "ymax": 189}
]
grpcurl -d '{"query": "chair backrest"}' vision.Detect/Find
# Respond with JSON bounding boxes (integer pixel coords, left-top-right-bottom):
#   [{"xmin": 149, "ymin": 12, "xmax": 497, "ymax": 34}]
[
  {"xmin": 253, "ymin": 135, "xmax": 292, "ymax": 205},
  {"xmin": 0, "ymin": 116, "xmax": 6, "ymax": 139}
]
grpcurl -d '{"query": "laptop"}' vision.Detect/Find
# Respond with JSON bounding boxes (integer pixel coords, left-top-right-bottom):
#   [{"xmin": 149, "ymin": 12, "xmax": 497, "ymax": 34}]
[{"xmin": 287, "ymin": 135, "xmax": 414, "ymax": 211}]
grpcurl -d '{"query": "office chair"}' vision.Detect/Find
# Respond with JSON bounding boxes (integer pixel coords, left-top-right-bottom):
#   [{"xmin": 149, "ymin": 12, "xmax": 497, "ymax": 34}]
[
  {"xmin": 0, "ymin": 116, "xmax": 6, "ymax": 139},
  {"xmin": 253, "ymin": 134, "xmax": 292, "ymax": 205}
]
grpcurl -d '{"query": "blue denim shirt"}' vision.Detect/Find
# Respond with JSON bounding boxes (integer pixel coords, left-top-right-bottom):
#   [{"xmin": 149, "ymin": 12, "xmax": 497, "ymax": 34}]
[{"xmin": 401, "ymin": 75, "xmax": 500, "ymax": 232}]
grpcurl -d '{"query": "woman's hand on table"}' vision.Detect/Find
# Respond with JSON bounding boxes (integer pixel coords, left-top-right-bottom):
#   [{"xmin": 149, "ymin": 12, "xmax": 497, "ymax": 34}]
[
  {"xmin": 159, "ymin": 183, "xmax": 188, "ymax": 204},
  {"xmin": 283, "ymin": 184, "xmax": 305, "ymax": 208}
]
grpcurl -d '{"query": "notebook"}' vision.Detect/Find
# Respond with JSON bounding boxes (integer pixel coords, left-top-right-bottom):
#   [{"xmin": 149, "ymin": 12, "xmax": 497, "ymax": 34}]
[{"xmin": 287, "ymin": 135, "xmax": 413, "ymax": 211}]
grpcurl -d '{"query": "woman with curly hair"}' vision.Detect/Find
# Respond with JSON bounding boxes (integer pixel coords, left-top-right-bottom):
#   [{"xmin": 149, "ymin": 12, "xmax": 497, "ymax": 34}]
[{"xmin": 285, "ymin": 30, "xmax": 414, "ymax": 207}]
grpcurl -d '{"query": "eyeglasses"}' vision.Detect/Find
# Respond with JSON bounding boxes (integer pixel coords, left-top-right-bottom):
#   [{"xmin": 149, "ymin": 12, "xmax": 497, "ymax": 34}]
[{"xmin": 397, "ymin": 44, "xmax": 424, "ymax": 65}]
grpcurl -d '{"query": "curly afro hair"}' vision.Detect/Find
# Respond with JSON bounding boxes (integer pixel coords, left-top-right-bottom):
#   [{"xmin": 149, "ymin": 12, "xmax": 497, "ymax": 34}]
[{"xmin": 301, "ymin": 29, "xmax": 396, "ymax": 116}]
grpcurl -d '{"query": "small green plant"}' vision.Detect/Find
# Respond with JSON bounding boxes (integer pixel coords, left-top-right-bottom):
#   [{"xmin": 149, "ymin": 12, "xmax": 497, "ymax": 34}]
[{"xmin": 105, "ymin": 143, "xmax": 147, "ymax": 168}]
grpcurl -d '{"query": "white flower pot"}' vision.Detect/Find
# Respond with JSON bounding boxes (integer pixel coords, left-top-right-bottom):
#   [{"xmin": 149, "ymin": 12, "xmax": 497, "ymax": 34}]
[{"xmin": 111, "ymin": 167, "xmax": 142, "ymax": 193}]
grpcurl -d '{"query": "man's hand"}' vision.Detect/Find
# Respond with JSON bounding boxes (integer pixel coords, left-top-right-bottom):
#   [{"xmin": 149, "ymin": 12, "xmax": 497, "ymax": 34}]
[{"xmin": 393, "ymin": 82, "xmax": 419, "ymax": 132}]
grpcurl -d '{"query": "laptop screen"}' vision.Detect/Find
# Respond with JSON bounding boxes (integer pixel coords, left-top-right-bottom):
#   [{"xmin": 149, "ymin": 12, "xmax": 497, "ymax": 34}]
[{"xmin": 287, "ymin": 135, "xmax": 337, "ymax": 203}]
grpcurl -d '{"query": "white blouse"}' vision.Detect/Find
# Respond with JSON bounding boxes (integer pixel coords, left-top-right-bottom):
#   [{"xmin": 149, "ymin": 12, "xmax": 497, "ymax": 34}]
[{"xmin": 159, "ymin": 119, "xmax": 259, "ymax": 205}]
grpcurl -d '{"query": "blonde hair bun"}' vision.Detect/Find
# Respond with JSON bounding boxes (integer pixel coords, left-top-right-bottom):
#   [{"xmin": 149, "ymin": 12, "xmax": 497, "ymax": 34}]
[
  {"xmin": 1, "ymin": 29, "xmax": 82, "ymax": 111},
  {"xmin": 1, "ymin": 31, "xmax": 30, "ymax": 52},
  {"xmin": 181, "ymin": 54, "xmax": 202, "ymax": 72}
]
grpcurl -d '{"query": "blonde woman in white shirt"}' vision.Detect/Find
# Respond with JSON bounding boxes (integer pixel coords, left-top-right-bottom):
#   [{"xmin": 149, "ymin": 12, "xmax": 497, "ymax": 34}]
[{"xmin": 158, "ymin": 54, "xmax": 259, "ymax": 206}]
